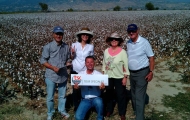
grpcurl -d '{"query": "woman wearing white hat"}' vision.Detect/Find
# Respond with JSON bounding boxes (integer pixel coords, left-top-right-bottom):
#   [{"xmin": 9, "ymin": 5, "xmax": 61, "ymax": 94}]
[
  {"xmin": 71, "ymin": 27, "xmax": 94, "ymax": 111},
  {"xmin": 102, "ymin": 32, "xmax": 130, "ymax": 120}
]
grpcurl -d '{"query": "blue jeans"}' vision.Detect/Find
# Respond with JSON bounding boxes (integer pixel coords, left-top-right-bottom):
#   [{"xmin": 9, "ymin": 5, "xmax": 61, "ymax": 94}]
[
  {"xmin": 45, "ymin": 78, "xmax": 68, "ymax": 117},
  {"xmin": 75, "ymin": 97, "xmax": 104, "ymax": 120}
]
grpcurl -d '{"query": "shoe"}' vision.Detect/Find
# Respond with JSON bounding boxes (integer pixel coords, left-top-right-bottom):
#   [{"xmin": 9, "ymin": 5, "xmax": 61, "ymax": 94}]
[
  {"xmin": 120, "ymin": 115, "xmax": 126, "ymax": 120},
  {"xmin": 47, "ymin": 116, "xmax": 52, "ymax": 120},
  {"xmin": 106, "ymin": 112, "xmax": 111, "ymax": 117},
  {"xmin": 61, "ymin": 113, "xmax": 70, "ymax": 119}
]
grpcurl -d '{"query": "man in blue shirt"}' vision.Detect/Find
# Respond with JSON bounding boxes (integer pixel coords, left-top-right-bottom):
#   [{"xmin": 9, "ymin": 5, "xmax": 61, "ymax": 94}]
[
  {"xmin": 74, "ymin": 56, "xmax": 105, "ymax": 120},
  {"xmin": 40, "ymin": 26, "xmax": 71, "ymax": 120}
]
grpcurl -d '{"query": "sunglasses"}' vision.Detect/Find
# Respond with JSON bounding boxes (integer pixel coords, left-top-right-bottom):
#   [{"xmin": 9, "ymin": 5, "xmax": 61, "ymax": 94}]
[
  {"xmin": 127, "ymin": 30, "xmax": 137, "ymax": 34},
  {"xmin": 110, "ymin": 38, "xmax": 120, "ymax": 41},
  {"xmin": 55, "ymin": 32, "xmax": 64, "ymax": 36}
]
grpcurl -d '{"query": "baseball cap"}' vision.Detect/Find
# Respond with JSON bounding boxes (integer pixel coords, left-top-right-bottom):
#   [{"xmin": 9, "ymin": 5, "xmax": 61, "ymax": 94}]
[
  {"xmin": 127, "ymin": 24, "xmax": 138, "ymax": 31},
  {"xmin": 53, "ymin": 26, "xmax": 64, "ymax": 33}
]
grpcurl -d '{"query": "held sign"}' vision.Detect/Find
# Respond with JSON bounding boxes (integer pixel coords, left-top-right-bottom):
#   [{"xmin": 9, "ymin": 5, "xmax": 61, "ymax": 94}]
[{"xmin": 71, "ymin": 74, "xmax": 108, "ymax": 86}]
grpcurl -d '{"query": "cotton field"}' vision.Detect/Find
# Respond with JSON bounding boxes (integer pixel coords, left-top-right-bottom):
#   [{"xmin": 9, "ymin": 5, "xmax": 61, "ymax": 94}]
[{"xmin": 0, "ymin": 10, "xmax": 190, "ymax": 100}]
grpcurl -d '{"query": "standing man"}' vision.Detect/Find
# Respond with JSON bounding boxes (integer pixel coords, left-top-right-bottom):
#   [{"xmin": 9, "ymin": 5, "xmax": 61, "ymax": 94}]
[
  {"xmin": 74, "ymin": 56, "xmax": 105, "ymax": 120},
  {"xmin": 40, "ymin": 26, "xmax": 71, "ymax": 120},
  {"xmin": 126, "ymin": 24, "xmax": 155, "ymax": 120}
]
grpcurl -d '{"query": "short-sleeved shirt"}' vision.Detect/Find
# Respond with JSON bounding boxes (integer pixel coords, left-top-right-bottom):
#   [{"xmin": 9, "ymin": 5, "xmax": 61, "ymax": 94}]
[
  {"xmin": 102, "ymin": 48, "xmax": 130, "ymax": 78},
  {"xmin": 40, "ymin": 40, "xmax": 70, "ymax": 83},
  {"xmin": 78, "ymin": 70, "xmax": 102, "ymax": 99},
  {"xmin": 126, "ymin": 35, "xmax": 154, "ymax": 70},
  {"xmin": 72, "ymin": 42, "xmax": 94, "ymax": 73}
]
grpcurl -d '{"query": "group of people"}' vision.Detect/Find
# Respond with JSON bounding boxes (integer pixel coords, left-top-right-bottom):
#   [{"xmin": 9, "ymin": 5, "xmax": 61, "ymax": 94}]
[{"xmin": 40, "ymin": 24, "xmax": 155, "ymax": 120}]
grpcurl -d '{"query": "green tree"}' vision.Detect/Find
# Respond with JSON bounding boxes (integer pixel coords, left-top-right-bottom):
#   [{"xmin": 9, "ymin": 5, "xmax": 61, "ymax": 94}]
[
  {"xmin": 67, "ymin": 8, "xmax": 73, "ymax": 12},
  {"xmin": 113, "ymin": 5, "xmax": 121, "ymax": 11},
  {"xmin": 145, "ymin": 2, "xmax": 155, "ymax": 10},
  {"xmin": 128, "ymin": 7, "xmax": 133, "ymax": 11},
  {"xmin": 155, "ymin": 7, "xmax": 159, "ymax": 10},
  {"xmin": 39, "ymin": 3, "xmax": 48, "ymax": 12}
]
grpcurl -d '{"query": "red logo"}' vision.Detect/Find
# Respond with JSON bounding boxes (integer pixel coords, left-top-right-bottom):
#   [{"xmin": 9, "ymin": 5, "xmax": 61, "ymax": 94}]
[{"xmin": 72, "ymin": 75, "xmax": 81, "ymax": 84}]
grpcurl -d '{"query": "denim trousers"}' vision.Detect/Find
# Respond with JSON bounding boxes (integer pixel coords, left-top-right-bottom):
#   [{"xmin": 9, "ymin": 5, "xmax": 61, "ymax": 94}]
[
  {"xmin": 45, "ymin": 78, "xmax": 68, "ymax": 117},
  {"xmin": 75, "ymin": 97, "xmax": 104, "ymax": 120}
]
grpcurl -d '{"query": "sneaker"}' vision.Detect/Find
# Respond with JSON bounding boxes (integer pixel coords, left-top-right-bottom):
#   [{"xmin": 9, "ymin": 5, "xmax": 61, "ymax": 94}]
[
  {"xmin": 47, "ymin": 116, "xmax": 52, "ymax": 120},
  {"xmin": 61, "ymin": 113, "xmax": 70, "ymax": 119}
]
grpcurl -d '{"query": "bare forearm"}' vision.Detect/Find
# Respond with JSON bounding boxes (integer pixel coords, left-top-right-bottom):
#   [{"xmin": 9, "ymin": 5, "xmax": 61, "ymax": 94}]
[
  {"xmin": 149, "ymin": 56, "xmax": 155, "ymax": 72},
  {"xmin": 43, "ymin": 62, "xmax": 53, "ymax": 70}
]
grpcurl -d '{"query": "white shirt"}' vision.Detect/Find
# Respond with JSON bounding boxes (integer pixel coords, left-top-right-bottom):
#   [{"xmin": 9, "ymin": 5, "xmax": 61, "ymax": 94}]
[
  {"xmin": 78, "ymin": 70, "xmax": 102, "ymax": 99},
  {"xmin": 126, "ymin": 35, "xmax": 154, "ymax": 70},
  {"xmin": 72, "ymin": 42, "xmax": 94, "ymax": 73}
]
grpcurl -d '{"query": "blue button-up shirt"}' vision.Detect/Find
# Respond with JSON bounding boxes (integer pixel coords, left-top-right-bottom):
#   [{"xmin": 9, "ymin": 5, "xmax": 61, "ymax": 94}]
[{"xmin": 40, "ymin": 40, "xmax": 70, "ymax": 83}]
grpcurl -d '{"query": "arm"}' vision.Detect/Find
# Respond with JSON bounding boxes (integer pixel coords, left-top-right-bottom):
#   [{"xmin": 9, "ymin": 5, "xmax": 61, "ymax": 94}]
[
  {"xmin": 43, "ymin": 62, "xmax": 59, "ymax": 73},
  {"xmin": 122, "ymin": 50, "xmax": 130, "ymax": 86},
  {"xmin": 101, "ymin": 51, "xmax": 106, "ymax": 74},
  {"xmin": 40, "ymin": 44, "xmax": 60, "ymax": 73},
  {"xmin": 70, "ymin": 45, "xmax": 76, "ymax": 60},
  {"xmin": 145, "ymin": 56, "xmax": 155, "ymax": 82}
]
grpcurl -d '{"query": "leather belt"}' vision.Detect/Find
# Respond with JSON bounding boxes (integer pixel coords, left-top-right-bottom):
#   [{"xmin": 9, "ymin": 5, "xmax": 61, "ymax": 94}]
[{"xmin": 129, "ymin": 66, "xmax": 149, "ymax": 73}]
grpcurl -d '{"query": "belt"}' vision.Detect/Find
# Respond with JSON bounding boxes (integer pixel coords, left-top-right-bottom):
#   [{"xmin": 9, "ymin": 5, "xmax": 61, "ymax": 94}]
[{"xmin": 129, "ymin": 66, "xmax": 149, "ymax": 73}]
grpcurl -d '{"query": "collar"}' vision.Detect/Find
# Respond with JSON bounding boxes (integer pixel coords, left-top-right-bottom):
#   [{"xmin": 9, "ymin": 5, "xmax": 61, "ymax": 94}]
[
  {"xmin": 85, "ymin": 69, "xmax": 94, "ymax": 75},
  {"xmin": 128, "ymin": 35, "xmax": 140, "ymax": 44},
  {"xmin": 53, "ymin": 39, "xmax": 64, "ymax": 46}
]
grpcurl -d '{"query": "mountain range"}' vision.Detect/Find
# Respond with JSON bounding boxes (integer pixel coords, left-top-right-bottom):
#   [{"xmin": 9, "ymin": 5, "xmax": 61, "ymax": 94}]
[{"xmin": 0, "ymin": 0, "xmax": 189, "ymax": 12}]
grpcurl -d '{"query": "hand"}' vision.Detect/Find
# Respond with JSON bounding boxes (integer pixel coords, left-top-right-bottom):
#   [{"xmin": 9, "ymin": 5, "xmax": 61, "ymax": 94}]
[
  {"xmin": 74, "ymin": 83, "xmax": 80, "ymax": 89},
  {"xmin": 66, "ymin": 61, "xmax": 72, "ymax": 66},
  {"xmin": 71, "ymin": 45, "xmax": 76, "ymax": 55},
  {"xmin": 52, "ymin": 66, "xmax": 59, "ymax": 73},
  {"xmin": 145, "ymin": 72, "xmax": 153, "ymax": 82},
  {"xmin": 99, "ymin": 82, "xmax": 105, "ymax": 89},
  {"xmin": 122, "ymin": 77, "xmax": 127, "ymax": 86}
]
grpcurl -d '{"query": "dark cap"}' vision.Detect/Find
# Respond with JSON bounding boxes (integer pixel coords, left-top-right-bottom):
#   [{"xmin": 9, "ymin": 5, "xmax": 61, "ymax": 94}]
[
  {"xmin": 127, "ymin": 24, "xmax": 138, "ymax": 31},
  {"xmin": 53, "ymin": 26, "xmax": 64, "ymax": 33}
]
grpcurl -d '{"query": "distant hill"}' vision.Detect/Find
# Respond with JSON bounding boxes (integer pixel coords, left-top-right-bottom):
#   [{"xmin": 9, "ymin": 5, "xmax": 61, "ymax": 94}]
[{"xmin": 0, "ymin": 0, "xmax": 189, "ymax": 12}]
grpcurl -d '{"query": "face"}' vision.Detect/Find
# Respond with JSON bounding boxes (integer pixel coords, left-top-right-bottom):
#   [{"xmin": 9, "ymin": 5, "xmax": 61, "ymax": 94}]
[
  {"xmin": 110, "ymin": 39, "xmax": 120, "ymax": 47},
  {"xmin": 81, "ymin": 34, "xmax": 89, "ymax": 42},
  {"xmin": 85, "ymin": 58, "xmax": 95, "ymax": 71},
  {"xmin": 53, "ymin": 32, "xmax": 63, "ymax": 44},
  {"xmin": 127, "ymin": 30, "xmax": 138, "ymax": 41}
]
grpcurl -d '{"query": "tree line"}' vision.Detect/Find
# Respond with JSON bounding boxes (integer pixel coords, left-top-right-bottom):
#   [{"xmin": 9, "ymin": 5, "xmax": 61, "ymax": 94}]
[{"xmin": 39, "ymin": 2, "xmax": 159, "ymax": 12}]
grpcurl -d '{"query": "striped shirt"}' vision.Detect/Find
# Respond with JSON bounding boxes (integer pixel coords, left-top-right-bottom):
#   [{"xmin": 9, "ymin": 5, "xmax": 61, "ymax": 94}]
[
  {"xmin": 126, "ymin": 35, "xmax": 154, "ymax": 70},
  {"xmin": 40, "ymin": 40, "xmax": 70, "ymax": 83}
]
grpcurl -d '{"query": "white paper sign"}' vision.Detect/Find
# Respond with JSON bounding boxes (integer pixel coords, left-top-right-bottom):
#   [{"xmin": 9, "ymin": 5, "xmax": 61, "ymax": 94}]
[{"xmin": 71, "ymin": 74, "xmax": 108, "ymax": 86}]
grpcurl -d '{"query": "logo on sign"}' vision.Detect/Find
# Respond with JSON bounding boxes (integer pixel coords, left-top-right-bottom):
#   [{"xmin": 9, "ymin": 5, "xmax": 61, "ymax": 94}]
[{"xmin": 72, "ymin": 75, "xmax": 81, "ymax": 84}]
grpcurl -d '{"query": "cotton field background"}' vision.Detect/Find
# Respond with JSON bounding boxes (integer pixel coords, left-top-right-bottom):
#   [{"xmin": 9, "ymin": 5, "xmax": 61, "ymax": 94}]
[{"xmin": 0, "ymin": 10, "xmax": 190, "ymax": 120}]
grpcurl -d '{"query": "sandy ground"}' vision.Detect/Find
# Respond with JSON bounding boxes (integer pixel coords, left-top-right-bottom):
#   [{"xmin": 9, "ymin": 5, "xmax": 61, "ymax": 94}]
[{"xmin": 95, "ymin": 60, "xmax": 189, "ymax": 114}]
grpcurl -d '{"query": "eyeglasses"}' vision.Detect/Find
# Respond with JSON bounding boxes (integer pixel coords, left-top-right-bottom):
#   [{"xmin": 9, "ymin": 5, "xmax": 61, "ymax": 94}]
[{"xmin": 127, "ymin": 30, "xmax": 137, "ymax": 34}]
